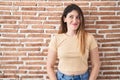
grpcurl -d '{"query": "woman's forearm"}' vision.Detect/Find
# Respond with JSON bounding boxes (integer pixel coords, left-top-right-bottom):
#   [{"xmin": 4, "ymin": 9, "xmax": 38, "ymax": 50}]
[
  {"xmin": 89, "ymin": 63, "xmax": 101, "ymax": 80},
  {"xmin": 47, "ymin": 67, "xmax": 57, "ymax": 80}
]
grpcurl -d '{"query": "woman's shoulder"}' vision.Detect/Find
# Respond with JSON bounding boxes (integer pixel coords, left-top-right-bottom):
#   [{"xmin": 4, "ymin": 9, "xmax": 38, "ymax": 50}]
[
  {"xmin": 87, "ymin": 32, "xmax": 95, "ymax": 37},
  {"xmin": 86, "ymin": 32, "xmax": 97, "ymax": 41}
]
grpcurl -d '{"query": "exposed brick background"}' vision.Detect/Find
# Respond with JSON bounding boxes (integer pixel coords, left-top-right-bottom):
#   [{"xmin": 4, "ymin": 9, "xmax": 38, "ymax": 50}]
[{"xmin": 0, "ymin": 0, "xmax": 120, "ymax": 80}]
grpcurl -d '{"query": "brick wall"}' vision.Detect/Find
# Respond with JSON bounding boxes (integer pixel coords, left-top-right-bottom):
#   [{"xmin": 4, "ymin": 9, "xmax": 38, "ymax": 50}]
[{"xmin": 0, "ymin": 0, "xmax": 120, "ymax": 80}]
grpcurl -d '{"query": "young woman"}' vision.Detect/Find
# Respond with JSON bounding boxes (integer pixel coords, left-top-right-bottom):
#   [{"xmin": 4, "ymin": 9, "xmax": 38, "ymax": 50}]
[{"xmin": 47, "ymin": 4, "xmax": 101, "ymax": 80}]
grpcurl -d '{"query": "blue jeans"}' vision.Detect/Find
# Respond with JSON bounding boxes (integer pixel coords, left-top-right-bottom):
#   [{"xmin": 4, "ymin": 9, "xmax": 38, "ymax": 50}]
[{"xmin": 56, "ymin": 70, "xmax": 90, "ymax": 80}]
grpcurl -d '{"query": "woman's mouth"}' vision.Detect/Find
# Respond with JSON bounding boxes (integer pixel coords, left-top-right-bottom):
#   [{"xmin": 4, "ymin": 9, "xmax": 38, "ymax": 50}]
[{"xmin": 72, "ymin": 23, "xmax": 78, "ymax": 26}]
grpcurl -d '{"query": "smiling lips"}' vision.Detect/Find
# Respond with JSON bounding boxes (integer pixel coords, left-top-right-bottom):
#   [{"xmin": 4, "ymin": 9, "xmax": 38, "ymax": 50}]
[{"xmin": 72, "ymin": 23, "xmax": 78, "ymax": 27}]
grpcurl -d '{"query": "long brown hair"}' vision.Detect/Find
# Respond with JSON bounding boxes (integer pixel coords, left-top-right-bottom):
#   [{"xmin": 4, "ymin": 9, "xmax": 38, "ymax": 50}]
[{"xmin": 58, "ymin": 4, "xmax": 87, "ymax": 55}]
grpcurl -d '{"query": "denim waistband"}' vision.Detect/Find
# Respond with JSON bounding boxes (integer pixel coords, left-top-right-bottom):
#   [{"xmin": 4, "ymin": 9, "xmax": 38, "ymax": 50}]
[{"xmin": 56, "ymin": 70, "xmax": 90, "ymax": 80}]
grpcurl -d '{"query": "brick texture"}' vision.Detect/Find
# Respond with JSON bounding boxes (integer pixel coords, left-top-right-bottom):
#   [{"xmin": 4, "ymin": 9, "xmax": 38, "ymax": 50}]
[{"xmin": 0, "ymin": 0, "xmax": 120, "ymax": 80}]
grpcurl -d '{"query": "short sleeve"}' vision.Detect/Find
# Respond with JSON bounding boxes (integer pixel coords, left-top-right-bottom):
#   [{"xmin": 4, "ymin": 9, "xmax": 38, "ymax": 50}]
[
  {"xmin": 89, "ymin": 34, "xmax": 98, "ymax": 51},
  {"xmin": 48, "ymin": 35, "xmax": 57, "ymax": 52}
]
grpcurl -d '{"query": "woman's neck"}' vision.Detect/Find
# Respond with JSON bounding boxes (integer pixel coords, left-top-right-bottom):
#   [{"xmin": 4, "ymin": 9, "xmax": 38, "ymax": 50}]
[{"xmin": 66, "ymin": 31, "xmax": 76, "ymax": 36}]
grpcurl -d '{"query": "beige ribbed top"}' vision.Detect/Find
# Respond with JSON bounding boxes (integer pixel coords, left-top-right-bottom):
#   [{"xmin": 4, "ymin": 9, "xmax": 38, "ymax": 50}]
[{"xmin": 48, "ymin": 33, "xmax": 98, "ymax": 75}]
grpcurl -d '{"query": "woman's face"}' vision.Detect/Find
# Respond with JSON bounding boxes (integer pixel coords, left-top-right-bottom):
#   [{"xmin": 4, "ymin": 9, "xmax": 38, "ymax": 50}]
[{"xmin": 64, "ymin": 10, "xmax": 80, "ymax": 32}]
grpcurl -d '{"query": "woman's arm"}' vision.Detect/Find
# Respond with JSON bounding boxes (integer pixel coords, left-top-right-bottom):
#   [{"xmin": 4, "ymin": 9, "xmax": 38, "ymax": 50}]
[
  {"xmin": 47, "ymin": 49, "xmax": 57, "ymax": 80},
  {"xmin": 89, "ymin": 47, "xmax": 101, "ymax": 80}
]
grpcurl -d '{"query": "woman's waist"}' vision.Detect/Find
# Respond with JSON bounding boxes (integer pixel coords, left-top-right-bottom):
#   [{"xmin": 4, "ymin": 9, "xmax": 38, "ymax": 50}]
[
  {"xmin": 58, "ymin": 67, "xmax": 88, "ymax": 76},
  {"xmin": 57, "ymin": 69, "xmax": 89, "ymax": 76}
]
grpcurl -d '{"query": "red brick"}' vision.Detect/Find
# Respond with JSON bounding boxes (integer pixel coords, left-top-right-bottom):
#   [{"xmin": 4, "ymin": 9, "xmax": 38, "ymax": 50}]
[
  {"xmin": 85, "ymin": 21, "xmax": 94, "ymax": 24},
  {"xmin": 85, "ymin": 25, "xmax": 109, "ymax": 29},
  {"xmin": 100, "ymin": 67, "xmax": 117, "ymax": 70},
  {"xmin": 104, "ymin": 53, "xmax": 120, "ymax": 57},
  {"xmin": 0, "ymin": 7, "xmax": 11, "ymax": 10},
  {"xmin": 106, "ymin": 34, "xmax": 120, "ymax": 38},
  {"xmin": 101, "ymin": 16, "xmax": 120, "ymax": 20},
  {"xmin": 20, "ymin": 39, "xmax": 44, "ymax": 43},
  {"xmin": 0, "ymin": 75, "xmax": 19, "ymax": 78},
  {"xmin": 1, "ymin": 61, "xmax": 23, "ymax": 65},
  {"xmin": 1, "ymin": 43, "xmax": 24, "ymax": 47},
  {"xmin": 100, "ymin": 7, "xmax": 120, "ymax": 11},
  {"xmin": 25, "ymin": 43, "xmax": 48, "ymax": 47},
  {"xmin": 22, "ymin": 7, "xmax": 45, "ymax": 11},
  {"xmin": 112, "ymin": 25, "xmax": 120, "ymax": 28},
  {"xmin": 85, "ymin": 16, "xmax": 98, "ymax": 20},
  {"xmin": 32, "ymin": 25, "xmax": 56, "ymax": 29},
  {"xmin": 98, "ymin": 30, "xmax": 120, "ymax": 33},
  {"xmin": 22, "ymin": 16, "xmax": 46, "ymax": 20},
  {"xmin": 19, "ymin": 21, "xmax": 42, "ymax": 24},
  {"xmin": 3, "ymin": 52, "xmax": 26, "ymax": 56},
  {"xmin": 0, "ymin": 20, "xmax": 16, "ymax": 24},
  {"xmin": 38, "ymin": 1, "xmax": 63, "ymax": 6},
  {"xmin": 0, "ymin": 38, "xmax": 18, "ymax": 42},
  {"xmin": 0, "ymin": 66, "xmax": 17, "ymax": 69},
  {"xmin": 94, "ymin": 35, "xmax": 104, "ymax": 39},
  {"xmin": 86, "ymin": 30, "xmax": 96, "ymax": 33},
  {"xmin": 45, "ymin": 30, "xmax": 58, "ymax": 33},
  {"xmin": 0, "ymin": 57, "xmax": 18, "ymax": 60},
  {"xmin": 13, "ymin": 12, "xmax": 36, "ymax": 15},
  {"xmin": 117, "ymin": 12, "xmax": 120, "ymax": 15},
  {"xmin": 0, "ymin": 11, "xmax": 10, "ymax": 15},
  {"xmin": 0, "ymin": 16, "xmax": 20, "ymax": 20},
  {"xmin": 98, "ymin": 38, "xmax": 120, "ymax": 43},
  {"xmin": 21, "ymin": 75, "xmax": 43, "ymax": 78},
  {"xmin": 2, "ymin": 34, "xmax": 25, "ymax": 38},
  {"xmin": 42, "ymin": 49, "xmax": 48, "ymax": 53},
  {"xmin": 20, "ymin": 30, "xmax": 44, "ymax": 33},
  {"xmin": 13, "ymin": 1, "xmax": 37, "ymax": 6},
  {"xmin": 28, "ymin": 53, "xmax": 46, "ymax": 56},
  {"xmin": 90, "ymin": 12, "xmax": 115, "ymax": 15},
  {"xmin": 83, "ymin": 11, "xmax": 89, "ymax": 15},
  {"xmin": 118, "ymin": 1, "xmax": 120, "ymax": 5},
  {"xmin": 103, "ymin": 72, "xmax": 120, "ymax": 75},
  {"xmin": 3, "ymin": 25, "xmax": 27, "ymax": 29},
  {"xmin": 91, "ymin": 1, "xmax": 116, "ymax": 6},
  {"xmin": 18, "ymin": 48, "xmax": 40, "ymax": 51},
  {"xmin": 4, "ymin": 70, "xmax": 26, "ymax": 74},
  {"xmin": 26, "ymin": 62, "xmax": 45, "ymax": 65},
  {"xmin": 29, "ymin": 71, "xmax": 47, "ymax": 74},
  {"xmin": 19, "ymin": 66, "xmax": 42, "ymax": 70},
  {"xmin": 81, "ymin": 7, "xmax": 97, "ymax": 11},
  {"xmin": 0, "ymin": 48, "xmax": 16, "ymax": 51},
  {"xmin": 46, "ymin": 7, "xmax": 64, "ymax": 11},
  {"xmin": 39, "ymin": 12, "xmax": 62, "ymax": 16},
  {"xmin": 0, "ymin": 29, "xmax": 17, "ymax": 33},
  {"xmin": 0, "ymin": 1, "xmax": 12, "ymax": 6},
  {"xmin": 64, "ymin": 2, "xmax": 89, "ymax": 6},
  {"xmin": 0, "ymin": 6, "xmax": 18, "ymax": 11},
  {"xmin": 44, "ymin": 21, "xmax": 60, "ymax": 25},
  {"xmin": 98, "ymin": 76, "xmax": 119, "ymax": 79},
  {"xmin": 21, "ymin": 57, "xmax": 43, "ymax": 60},
  {"xmin": 99, "ymin": 48, "xmax": 118, "ymax": 52},
  {"xmin": 102, "ymin": 43, "xmax": 120, "ymax": 47},
  {"xmin": 101, "ymin": 57, "xmax": 120, "ymax": 61},
  {"xmin": 28, "ymin": 34, "xmax": 51, "ymax": 38},
  {"xmin": 48, "ymin": 17, "xmax": 61, "ymax": 20}
]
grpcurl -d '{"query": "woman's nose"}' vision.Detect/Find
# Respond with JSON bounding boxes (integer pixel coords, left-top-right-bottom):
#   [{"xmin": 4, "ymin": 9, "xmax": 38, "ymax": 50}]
[{"xmin": 73, "ymin": 18, "xmax": 77, "ymax": 22}]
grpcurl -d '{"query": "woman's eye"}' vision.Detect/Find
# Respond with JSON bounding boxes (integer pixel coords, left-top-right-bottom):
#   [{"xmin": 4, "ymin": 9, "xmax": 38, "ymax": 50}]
[
  {"xmin": 69, "ymin": 16, "xmax": 73, "ymax": 18},
  {"xmin": 76, "ymin": 16, "xmax": 80, "ymax": 19}
]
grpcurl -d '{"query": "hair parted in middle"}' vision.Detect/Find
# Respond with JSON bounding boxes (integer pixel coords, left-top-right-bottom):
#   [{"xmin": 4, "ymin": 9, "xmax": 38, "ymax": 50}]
[{"xmin": 59, "ymin": 4, "xmax": 88, "ymax": 55}]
